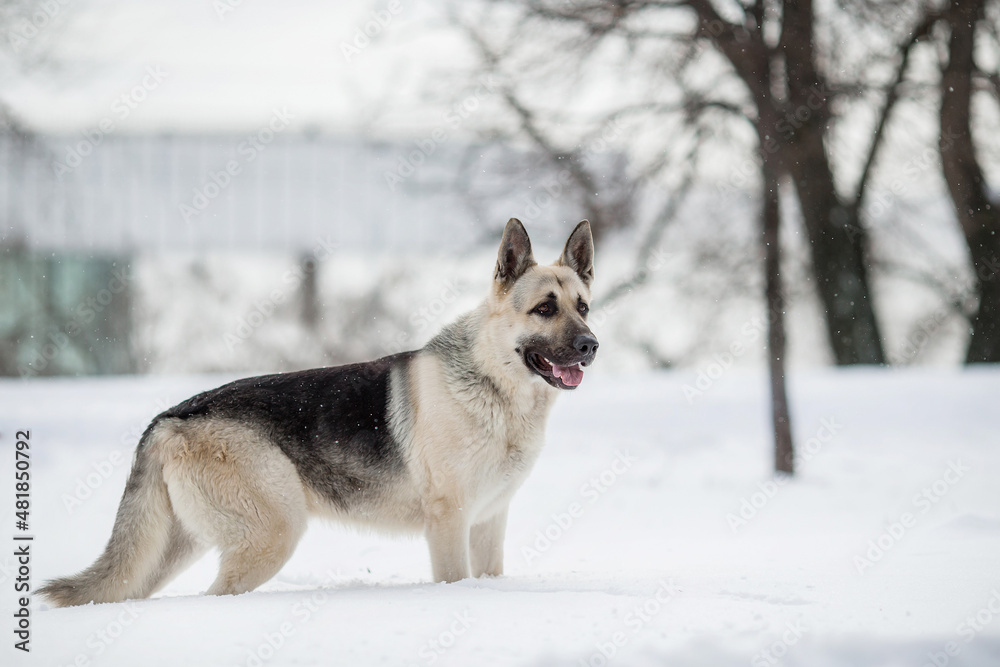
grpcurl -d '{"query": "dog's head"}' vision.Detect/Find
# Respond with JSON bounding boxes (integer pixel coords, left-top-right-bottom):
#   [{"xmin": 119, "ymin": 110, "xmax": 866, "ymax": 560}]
[{"xmin": 490, "ymin": 218, "xmax": 598, "ymax": 390}]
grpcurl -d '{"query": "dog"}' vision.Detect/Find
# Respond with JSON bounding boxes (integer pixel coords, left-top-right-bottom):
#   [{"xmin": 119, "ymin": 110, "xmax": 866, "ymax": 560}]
[{"xmin": 39, "ymin": 218, "xmax": 598, "ymax": 607}]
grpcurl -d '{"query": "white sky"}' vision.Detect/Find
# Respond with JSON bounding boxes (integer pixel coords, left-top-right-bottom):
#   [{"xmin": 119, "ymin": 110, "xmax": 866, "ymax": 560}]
[
  {"xmin": 3, "ymin": 0, "xmax": 463, "ymax": 134},
  {"xmin": 3, "ymin": 0, "xmax": 989, "ymax": 198}
]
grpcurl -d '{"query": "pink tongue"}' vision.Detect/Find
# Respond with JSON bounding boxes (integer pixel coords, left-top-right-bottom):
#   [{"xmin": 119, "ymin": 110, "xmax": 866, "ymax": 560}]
[{"xmin": 552, "ymin": 363, "xmax": 583, "ymax": 387}]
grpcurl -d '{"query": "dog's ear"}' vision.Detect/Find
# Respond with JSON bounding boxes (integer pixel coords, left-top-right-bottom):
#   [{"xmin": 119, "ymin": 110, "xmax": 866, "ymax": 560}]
[
  {"xmin": 495, "ymin": 218, "xmax": 536, "ymax": 288},
  {"xmin": 557, "ymin": 220, "xmax": 594, "ymax": 286}
]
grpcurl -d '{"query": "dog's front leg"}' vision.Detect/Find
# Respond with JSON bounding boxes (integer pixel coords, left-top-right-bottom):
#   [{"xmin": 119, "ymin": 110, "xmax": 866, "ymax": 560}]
[
  {"xmin": 425, "ymin": 501, "xmax": 471, "ymax": 583},
  {"xmin": 470, "ymin": 508, "xmax": 507, "ymax": 577}
]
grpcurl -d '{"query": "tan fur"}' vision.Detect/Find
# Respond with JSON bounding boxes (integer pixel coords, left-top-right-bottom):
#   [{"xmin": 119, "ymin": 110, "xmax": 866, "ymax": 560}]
[
  {"xmin": 403, "ymin": 261, "xmax": 593, "ymax": 582},
  {"xmin": 151, "ymin": 419, "xmax": 309, "ymax": 595},
  {"xmin": 300, "ymin": 244, "xmax": 595, "ymax": 583},
  {"xmin": 37, "ymin": 430, "xmax": 180, "ymax": 607},
  {"xmin": 39, "ymin": 219, "xmax": 596, "ymax": 605}
]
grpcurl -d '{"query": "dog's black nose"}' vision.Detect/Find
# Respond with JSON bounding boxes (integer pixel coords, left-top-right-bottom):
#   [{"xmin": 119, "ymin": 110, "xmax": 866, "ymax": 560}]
[{"xmin": 574, "ymin": 334, "xmax": 599, "ymax": 356}]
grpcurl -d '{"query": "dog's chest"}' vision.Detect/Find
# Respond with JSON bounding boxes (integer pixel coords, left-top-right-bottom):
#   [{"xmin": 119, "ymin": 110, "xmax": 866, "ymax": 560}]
[
  {"xmin": 465, "ymin": 389, "xmax": 552, "ymax": 502},
  {"xmin": 481, "ymin": 414, "xmax": 541, "ymax": 472},
  {"xmin": 472, "ymin": 379, "xmax": 550, "ymax": 453}
]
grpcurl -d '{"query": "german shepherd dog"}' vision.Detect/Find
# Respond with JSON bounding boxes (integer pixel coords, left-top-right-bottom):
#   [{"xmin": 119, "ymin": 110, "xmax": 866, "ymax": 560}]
[{"xmin": 40, "ymin": 219, "xmax": 598, "ymax": 607}]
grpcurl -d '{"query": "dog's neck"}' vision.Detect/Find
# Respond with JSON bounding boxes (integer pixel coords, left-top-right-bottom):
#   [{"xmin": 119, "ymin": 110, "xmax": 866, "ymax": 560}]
[{"xmin": 423, "ymin": 305, "xmax": 558, "ymax": 415}]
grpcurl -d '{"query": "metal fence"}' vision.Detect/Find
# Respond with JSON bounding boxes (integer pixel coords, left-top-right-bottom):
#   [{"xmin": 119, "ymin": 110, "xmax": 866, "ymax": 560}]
[
  {"xmin": 0, "ymin": 130, "xmax": 629, "ymax": 376},
  {"xmin": 0, "ymin": 131, "xmax": 599, "ymax": 254}
]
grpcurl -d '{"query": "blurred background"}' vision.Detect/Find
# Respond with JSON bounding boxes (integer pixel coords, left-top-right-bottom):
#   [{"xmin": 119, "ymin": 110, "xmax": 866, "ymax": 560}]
[
  {"xmin": 1, "ymin": 0, "xmax": 998, "ymax": 378},
  {"xmin": 6, "ymin": 6, "xmax": 1000, "ymax": 663}
]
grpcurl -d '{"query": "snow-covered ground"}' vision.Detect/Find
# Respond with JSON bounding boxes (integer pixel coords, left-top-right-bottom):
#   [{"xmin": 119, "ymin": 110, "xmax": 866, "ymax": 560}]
[{"xmin": 3, "ymin": 366, "xmax": 1000, "ymax": 666}]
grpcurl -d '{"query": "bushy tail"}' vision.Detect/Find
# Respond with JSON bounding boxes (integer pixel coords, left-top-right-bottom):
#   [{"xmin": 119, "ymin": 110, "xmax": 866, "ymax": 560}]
[{"xmin": 39, "ymin": 425, "xmax": 175, "ymax": 607}]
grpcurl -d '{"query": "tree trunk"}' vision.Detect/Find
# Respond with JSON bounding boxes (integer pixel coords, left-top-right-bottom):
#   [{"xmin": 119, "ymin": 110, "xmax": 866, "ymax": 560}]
[
  {"xmin": 298, "ymin": 252, "xmax": 320, "ymax": 330},
  {"xmin": 780, "ymin": 0, "xmax": 886, "ymax": 365},
  {"xmin": 690, "ymin": 0, "xmax": 795, "ymax": 471},
  {"xmin": 762, "ymin": 154, "xmax": 795, "ymax": 474},
  {"xmin": 783, "ymin": 139, "xmax": 886, "ymax": 364},
  {"xmin": 693, "ymin": 0, "xmax": 886, "ymax": 365},
  {"xmin": 756, "ymin": 85, "xmax": 796, "ymax": 474},
  {"xmin": 939, "ymin": 1, "xmax": 1000, "ymax": 363}
]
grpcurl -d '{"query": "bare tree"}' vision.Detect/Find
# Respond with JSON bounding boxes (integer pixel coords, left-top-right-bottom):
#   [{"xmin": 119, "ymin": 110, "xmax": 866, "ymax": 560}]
[
  {"xmin": 938, "ymin": 0, "xmax": 1000, "ymax": 363},
  {"xmin": 442, "ymin": 0, "xmax": 1000, "ymax": 471},
  {"xmin": 455, "ymin": 0, "xmax": 912, "ymax": 365}
]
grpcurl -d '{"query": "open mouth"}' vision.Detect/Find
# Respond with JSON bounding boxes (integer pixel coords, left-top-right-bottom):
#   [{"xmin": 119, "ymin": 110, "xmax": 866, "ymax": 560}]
[{"xmin": 525, "ymin": 351, "xmax": 588, "ymax": 390}]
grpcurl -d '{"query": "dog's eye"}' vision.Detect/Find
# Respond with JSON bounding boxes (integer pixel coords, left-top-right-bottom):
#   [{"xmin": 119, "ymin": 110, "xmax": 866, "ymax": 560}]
[
  {"xmin": 578, "ymin": 301, "xmax": 589, "ymax": 316},
  {"xmin": 533, "ymin": 302, "xmax": 556, "ymax": 317}
]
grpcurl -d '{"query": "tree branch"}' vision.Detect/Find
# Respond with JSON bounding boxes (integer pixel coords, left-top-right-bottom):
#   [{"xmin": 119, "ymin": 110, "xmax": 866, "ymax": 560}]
[
  {"xmin": 852, "ymin": 10, "xmax": 939, "ymax": 210},
  {"xmin": 457, "ymin": 15, "xmax": 627, "ymax": 238},
  {"xmin": 591, "ymin": 128, "xmax": 702, "ymax": 310}
]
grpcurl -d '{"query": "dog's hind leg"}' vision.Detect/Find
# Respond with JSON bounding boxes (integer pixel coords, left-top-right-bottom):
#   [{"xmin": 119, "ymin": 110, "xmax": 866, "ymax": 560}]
[
  {"xmin": 136, "ymin": 521, "xmax": 208, "ymax": 598},
  {"xmin": 158, "ymin": 419, "xmax": 309, "ymax": 597},
  {"xmin": 205, "ymin": 504, "xmax": 305, "ymax": 596}
]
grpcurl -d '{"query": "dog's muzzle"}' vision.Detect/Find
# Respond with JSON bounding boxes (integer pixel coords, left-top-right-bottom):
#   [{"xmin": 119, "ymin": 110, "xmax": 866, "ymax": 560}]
[{"xmin": 524, "ymin": 334, "xmax": 598, "ymax": 390}]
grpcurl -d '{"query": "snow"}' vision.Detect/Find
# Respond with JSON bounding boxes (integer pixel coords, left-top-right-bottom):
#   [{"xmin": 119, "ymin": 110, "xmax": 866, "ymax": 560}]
[{"xmin": 4, "ymin": 366, "xmax": 1000, "ymax": 666}]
